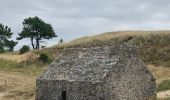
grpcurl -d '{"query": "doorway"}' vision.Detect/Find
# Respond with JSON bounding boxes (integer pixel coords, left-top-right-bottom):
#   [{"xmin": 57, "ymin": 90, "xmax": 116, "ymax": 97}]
[{"xmin": 62, "ymin": 91, "xmax": 66, "ymax": 100}]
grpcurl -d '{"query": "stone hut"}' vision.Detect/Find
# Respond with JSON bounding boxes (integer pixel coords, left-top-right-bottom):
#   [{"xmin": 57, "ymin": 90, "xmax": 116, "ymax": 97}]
[{"xmin": 36, "ymin": 44, "xmax": 156, "ymax": 100}]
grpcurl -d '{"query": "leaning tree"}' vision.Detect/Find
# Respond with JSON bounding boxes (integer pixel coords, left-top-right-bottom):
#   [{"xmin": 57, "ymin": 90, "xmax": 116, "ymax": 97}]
[
  {"xmin": 0, "ymin": 23, "xmax": 17, "ymax": 52},
  {"xmin": 17, "ymin": 16, "xmax": 57, "ymax": 50}
]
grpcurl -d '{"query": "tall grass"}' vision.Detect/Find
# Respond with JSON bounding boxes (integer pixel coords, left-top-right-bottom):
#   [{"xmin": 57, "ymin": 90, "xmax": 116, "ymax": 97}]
[
  {"xmin": 57, "ymin": 31, "xmax": 170, "ymax": 48},
  {"xmin": 0, "ymin": 59, "xmax": 46, "ymax": 76},
  {"xmin": 1, "ymin": 31, "xmax": 170, "ymax": 70},
  {"xmin": 0, "ymin": 52, "xmax": 38, "ymax": 63},
  {"xmin": 56, "ymin": 31, "xmax": 170, "ymax": 67}
]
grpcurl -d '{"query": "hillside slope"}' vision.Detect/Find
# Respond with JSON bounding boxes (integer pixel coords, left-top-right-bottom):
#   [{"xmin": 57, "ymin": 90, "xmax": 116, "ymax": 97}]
[
  {"xmin": 54, "ymin": 31, "xmax": 170, "ymax": 67},
  {"xmin": 0, "ymin": 31, "xmax": 170, "ymax": 100}
]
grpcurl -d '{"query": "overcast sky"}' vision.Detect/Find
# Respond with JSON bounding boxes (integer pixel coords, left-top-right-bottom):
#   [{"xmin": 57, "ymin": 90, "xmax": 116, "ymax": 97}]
[{"xmin": 1, "ymin": 0, "xmax": 170, "ymax": 50}]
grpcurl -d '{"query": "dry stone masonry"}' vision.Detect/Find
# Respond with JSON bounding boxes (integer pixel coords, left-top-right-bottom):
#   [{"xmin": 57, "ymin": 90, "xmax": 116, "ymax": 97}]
[{"xmin": 36, "ymin": 44, "xmax": 156, "ymax": 100}]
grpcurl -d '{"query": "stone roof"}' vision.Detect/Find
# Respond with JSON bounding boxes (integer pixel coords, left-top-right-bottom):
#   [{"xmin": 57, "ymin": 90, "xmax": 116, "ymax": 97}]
[{"xmin": 38, "ymin": 44, "xmax": 138, "ymax": 83}]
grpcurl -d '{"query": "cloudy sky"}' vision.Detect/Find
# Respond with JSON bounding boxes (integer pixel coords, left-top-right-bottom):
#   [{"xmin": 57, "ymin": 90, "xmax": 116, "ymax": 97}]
[{"xmin": 1, "ymin": 0, "xmax": 170, "ymax": 50}]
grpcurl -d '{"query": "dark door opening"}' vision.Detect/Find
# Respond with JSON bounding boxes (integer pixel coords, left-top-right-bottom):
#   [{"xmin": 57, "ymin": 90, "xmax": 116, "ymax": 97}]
[{"xmin": 62, "ymin": 91, "xmax": 66, "ymax": 100}]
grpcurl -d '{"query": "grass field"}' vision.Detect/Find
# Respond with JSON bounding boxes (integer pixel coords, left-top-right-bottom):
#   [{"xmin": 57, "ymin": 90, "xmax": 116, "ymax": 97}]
[
  {"xmin": 0, "ymin": 71, "xmax": 36, "ymax": 100},
  {"xmin": 0, "ymin": 31, "xmax": 170, "ymax": 99}
]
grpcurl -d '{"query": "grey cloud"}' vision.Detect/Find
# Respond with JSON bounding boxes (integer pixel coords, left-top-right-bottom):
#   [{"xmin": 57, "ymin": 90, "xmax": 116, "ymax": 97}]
[{"xmin": 0, "ymin": 0, "xmax": 170, "ymax": 50}]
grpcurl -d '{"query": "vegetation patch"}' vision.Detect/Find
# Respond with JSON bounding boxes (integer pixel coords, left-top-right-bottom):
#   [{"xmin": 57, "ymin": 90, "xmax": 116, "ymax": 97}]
[
  {"xmin": 19, "ymin": 45, "xmax": 30, "ymax": 54},
  {"xmin": 157, "ymin": 80, "xmax": 170, "ymax": 92},
  {"xmin": 39, "ymin": 53, "xmax": 52, "ymax": 63},
  {"xmin": 0, "ymin": 59, "xmax": 45, "ymax": 76}
]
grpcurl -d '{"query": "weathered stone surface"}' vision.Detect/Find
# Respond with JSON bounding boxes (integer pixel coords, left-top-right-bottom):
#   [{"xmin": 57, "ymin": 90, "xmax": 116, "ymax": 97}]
[{"xmin": 36, "ymin": 44, "xmax": 156, "ymax": 100}]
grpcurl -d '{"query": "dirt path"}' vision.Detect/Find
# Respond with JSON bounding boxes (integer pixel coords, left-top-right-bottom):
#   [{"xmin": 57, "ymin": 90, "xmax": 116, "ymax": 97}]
[
  {"xmin": 0, "ymin": 70, "xmax": 36, "ymax": 100},
  {"xmin": 157, "ymin": 90, "xmax": 170, "ymax": 99}
]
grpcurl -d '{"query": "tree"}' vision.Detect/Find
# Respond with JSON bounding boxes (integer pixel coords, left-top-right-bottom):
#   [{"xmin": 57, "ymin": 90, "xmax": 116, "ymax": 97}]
[
  {"xmin": 0, "ymin": 23, "xmax": 17, "ymax": 53},
  {"xmin": 59, "ymin": 38, "xmax": 63, "ymax": 43},
  {"xmin": 17, "ymin": 16, "xmax": 57, "ymax": 50},
  {"xmin": 5, "ymin": 40, "xmax": 18, "ymax": 52}
]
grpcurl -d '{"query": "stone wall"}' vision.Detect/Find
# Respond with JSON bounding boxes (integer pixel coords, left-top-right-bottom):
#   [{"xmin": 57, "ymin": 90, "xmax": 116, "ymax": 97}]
[
  {"xmin": 36, "ymin": 44, "xmax": 156, "ymax": 100},
  {"xmin": 36, "ymin": 80, "xmax": 112, "ymax": 100},
  {"xmin": 104, "ymin": 45, "xmax": 156, "ymax": 100}
]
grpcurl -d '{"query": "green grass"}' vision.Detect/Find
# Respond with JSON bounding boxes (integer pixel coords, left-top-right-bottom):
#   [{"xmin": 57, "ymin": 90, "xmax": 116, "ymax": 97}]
[
  {"xmin": 164, "ymin": 97, "xmax": 170, "ymax": 100},
  {"xmin": 0, "ymin": 59, "xmax": 46, "ymax": 76},
  {"xmin": 0, "ymin": 31, "xmax": 170, "ymax": 76},
  {"xmin": 157, "ymin": 80, "xmax": 170, "ymax": 92},
  {"xmin": 1, "ymin": 31, "xmax": 170, "ymax": 74},
  {"xmin": 158, "ymin": 98, "xmax": 170, "ymax": 100},
  {"xmin": 163, "ymin": 98, "xmax": 170, "ymax": 100}
]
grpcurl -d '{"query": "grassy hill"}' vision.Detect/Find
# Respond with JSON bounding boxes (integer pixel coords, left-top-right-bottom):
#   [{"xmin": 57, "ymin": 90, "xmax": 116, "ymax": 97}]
[
  {"xmin": 0, "ymin": 31, "xmax": 170, "ymax": 99},
  {"xmin": 56, "ymin": 31, "xmax": 170, "ymax": 67}
]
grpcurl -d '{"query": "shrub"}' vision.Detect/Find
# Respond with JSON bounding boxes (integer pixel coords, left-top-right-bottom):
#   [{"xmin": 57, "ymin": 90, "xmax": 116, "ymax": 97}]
[
  {"xmin": 0, "ymin": 49, "xmax": 5, "ymax": 54},
  {"xmin": 157, "ymin": 80, "xmax": 170, "ymax": 92},
  {"xmin": 39, "ymin": 53, "xmax": 50, "ymax": 63},
  {"xmin": 19, "ymin": 45, "xmax": 30, "ymax": 54}
]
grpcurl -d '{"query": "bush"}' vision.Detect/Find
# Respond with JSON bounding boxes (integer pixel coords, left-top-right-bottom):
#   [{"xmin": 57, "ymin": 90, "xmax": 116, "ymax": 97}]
[
  {"xmin": 19, "ymin": 45, "xmax": 30, "ymax": 54},
  {"xmin": 157, "ymin": 80, "xmax": 170, "ymax": 92},
  {"xmin": 0, "ymin": 49, "xmax": 5, "ymax": 54},
  {"xmin": 39, "ymin": 53, "xmax": 50, "ymax": 63}
]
